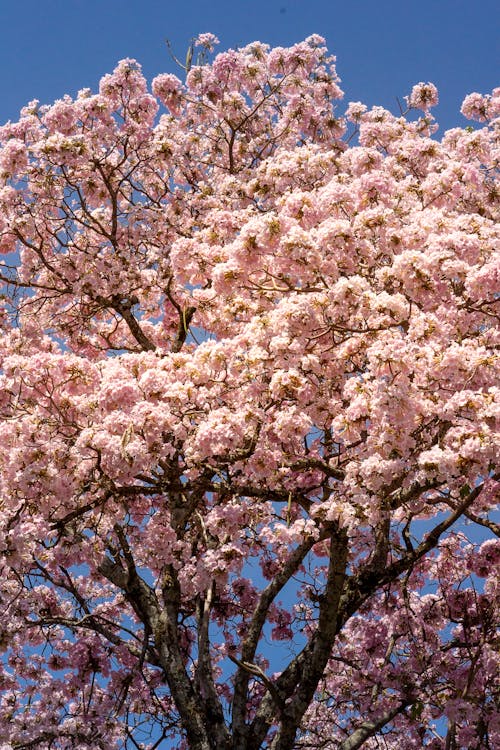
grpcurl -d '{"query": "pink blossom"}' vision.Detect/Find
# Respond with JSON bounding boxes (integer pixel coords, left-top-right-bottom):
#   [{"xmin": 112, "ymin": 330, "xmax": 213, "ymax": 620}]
[
  {"xmin": 195, "ymin": 32, "xmax": 220, "ymax": 51},
  {"xmin": 406, "ymin": 82, "xmax": 439, "ymax": 111},
  {"xmin": 460, "ymin": 90, "xmax": 494, "ymax": 121},
  {"xmin": 345, "ymin": 100, "xmax": 368, "ymax": 122}
]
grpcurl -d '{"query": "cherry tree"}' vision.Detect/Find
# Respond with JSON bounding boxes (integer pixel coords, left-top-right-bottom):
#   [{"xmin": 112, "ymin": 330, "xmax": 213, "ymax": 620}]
[{"xmin": 0, "ymin": 33, "xmax": 498, "ymax": 750}]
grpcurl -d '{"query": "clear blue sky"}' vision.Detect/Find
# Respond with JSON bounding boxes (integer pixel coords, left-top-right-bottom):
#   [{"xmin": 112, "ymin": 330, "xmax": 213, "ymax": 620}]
[{"xmin": 0, "ymin": 0, "xmax": 498, "ymax": 132}]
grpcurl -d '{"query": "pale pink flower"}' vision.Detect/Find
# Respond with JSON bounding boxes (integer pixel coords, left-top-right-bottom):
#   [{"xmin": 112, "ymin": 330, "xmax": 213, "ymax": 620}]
[{"xmin": 406, "ymin": 81, "xmax": 439, "ymax": 110}]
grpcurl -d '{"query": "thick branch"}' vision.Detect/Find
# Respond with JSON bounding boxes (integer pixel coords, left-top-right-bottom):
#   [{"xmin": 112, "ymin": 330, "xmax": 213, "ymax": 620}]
[
  {"xmin": 172, "ymin": 305, "xmax": 196, "ymax": 353},
  {"xmin": 249, "ymin": 480, "xmax": 488, "ymax": 749},
  {"xmin": 247, "ymin": 645, "xmax": 311, "ymax": 750},
  {"xmin": 271, "ymin": 526, "xmax": 349, "ymax": 750},
  {"xmin": 98, "ymin": 550, "xmax": 158, "ymax": 625},
  {"xmin": 338, "ymin": 701, "xmax": 412, "ymax": 750},
  {"xmin": 246, "ymin": 526, "xmax": 348, "ymax": 750},
  {"xmin": 368, "ymin": 510, "xmax": 390, "ymax": 572},
  {"xmin": 195, "ymin": 584, "xmax": 231, "ymax": 749},
  {"xmin": 232, "ymin": 533, "xmax": 322, "ymax": 748},
  {"xmin": 464, "ymin": 510, "xmax": 499, "ymax": 537},
  {"xmin": 118, "ymin": 304, "xmax": 157, "ymax": 351},
  {"xmin": 340, "ymin": 478, "xmax": 490, "ymax": 624},
  {"xmin": 94, "ymin": 293, "xmax": 157, "ymax": 352},
  {"xmin": 99, "ymin": 542, "xmax": 213, "ymax": 750}
]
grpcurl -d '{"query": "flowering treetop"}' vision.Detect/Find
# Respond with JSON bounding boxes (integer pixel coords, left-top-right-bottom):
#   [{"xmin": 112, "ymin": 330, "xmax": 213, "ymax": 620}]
[{"xmin": 0, "ymin": 33, "xmax": 498, "ymax": 750}]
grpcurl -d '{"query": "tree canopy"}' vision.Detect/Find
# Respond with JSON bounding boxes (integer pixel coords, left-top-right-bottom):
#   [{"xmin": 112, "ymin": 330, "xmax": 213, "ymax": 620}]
[{"xmin": 0, "ymin": 34, "xmax": 498, "ymax": 750}]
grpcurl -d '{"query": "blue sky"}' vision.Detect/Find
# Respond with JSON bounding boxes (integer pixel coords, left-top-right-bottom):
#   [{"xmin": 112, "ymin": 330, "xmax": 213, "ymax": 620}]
[{"xmin": 0, "ymin": 0, "xmax": 498, "ymax": 132}]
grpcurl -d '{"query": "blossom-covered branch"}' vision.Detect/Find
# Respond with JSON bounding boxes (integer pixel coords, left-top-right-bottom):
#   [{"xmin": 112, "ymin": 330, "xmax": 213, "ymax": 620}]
[{"xmin": 0, "ymin": 33, "xmax": 498, "ymax": 750}]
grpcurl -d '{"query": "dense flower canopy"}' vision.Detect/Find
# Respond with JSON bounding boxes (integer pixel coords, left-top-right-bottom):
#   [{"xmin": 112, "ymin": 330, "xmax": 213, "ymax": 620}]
[{"xmin": 0, "ymin": 34, "xmax": 498, "ymax": 750}]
